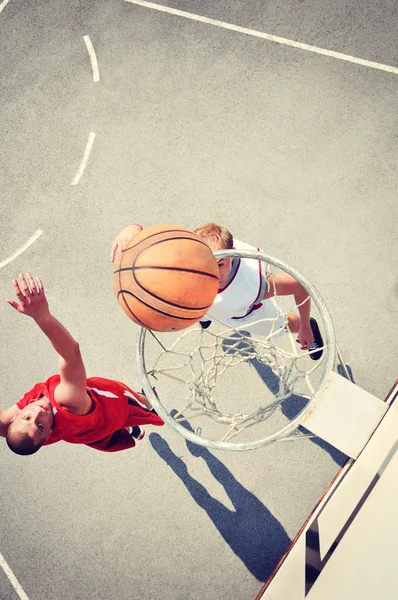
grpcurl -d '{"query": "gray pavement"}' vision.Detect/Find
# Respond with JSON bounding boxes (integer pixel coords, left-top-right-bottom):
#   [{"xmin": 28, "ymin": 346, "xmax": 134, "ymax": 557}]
[{"xmin": 0, "ymin": 1, "xmax": 397, "ymax": 599}]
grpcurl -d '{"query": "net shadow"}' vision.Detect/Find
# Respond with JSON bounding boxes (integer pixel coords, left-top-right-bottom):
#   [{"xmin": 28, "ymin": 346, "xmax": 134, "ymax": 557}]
[{"xmin": 222, "ymin": 332, "xmax": 348, "ymax": 466}]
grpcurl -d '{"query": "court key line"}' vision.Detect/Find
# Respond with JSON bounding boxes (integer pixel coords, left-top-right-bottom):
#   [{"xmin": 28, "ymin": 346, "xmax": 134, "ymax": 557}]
[
  {"xmin": 83, "ymin": 35, "xmax": 100, "ymax": 82},
  {"xmin": 124, "ymin": 0, "xmax": 398, "ymax": 76},
  {"xmin": 0, "ymin": 552, "xmax": 30, "ymax": 600},
  {"xmin": 71, "ymin": 132, "xmax": 96, "ymax": 185},
  {"xmin": 0, "ymin": 230, "xmax": 43, "ymax": 270},
  {"xmin": 0, "ymin": 0, "xmax": 11, "ymax": 15}
]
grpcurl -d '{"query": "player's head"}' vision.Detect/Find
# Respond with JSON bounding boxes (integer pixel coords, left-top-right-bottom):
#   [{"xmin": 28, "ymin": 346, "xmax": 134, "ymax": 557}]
[
  {"xmin": 6, "ymin": 397, "xmax": 53, "ymax": 456},
  {"xmin": 194, "ymin": 223, "xmax": 234, "ymax": 288}
]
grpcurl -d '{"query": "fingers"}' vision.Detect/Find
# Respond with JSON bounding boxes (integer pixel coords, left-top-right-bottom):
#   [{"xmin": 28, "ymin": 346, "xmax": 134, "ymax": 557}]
[
  {"xmin": 296, "ymin": 336, "xmax": 310, "ymax": 350},
  {"xmin": 12, "ymin": 274, "xmax": 42, "ymax": 299},
  {"xmin": 36, "ymin": 277, "xmax": 44, "ymax": 293},
  {"xmin": 18, "ymin": 273, "xmax": 32, "ymax": 296},
  {"xmin": 5, "ymin": 299, "xmax": 20, "ymax": 311},
  {"xmin": 12, "ymin": 276, "xmax": 25, "ymax": 299},
  {"xmin": 17, "ymin": 273, "xmax": 38, "ymax": 298},
  {"xmin": 110, "ymin": 241, "xmax": 119, "ymax": 263},
  {"xmin": 26, "ymin": 272, "xmax": 38, "ymax": 293},
  {"xmin": 7, "ymin": 274, "xmax": 45, "ymax": 317}
]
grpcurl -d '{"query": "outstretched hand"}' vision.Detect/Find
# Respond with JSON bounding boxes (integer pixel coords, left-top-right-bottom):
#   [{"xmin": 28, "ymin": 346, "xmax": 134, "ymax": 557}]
[
  {"xmin": 110, "ymin": 224, "xmax": 143, "ymax": 262},
  {"xmin": 6, "ymin": 273, "xmax": 50, "ymax": 321}
]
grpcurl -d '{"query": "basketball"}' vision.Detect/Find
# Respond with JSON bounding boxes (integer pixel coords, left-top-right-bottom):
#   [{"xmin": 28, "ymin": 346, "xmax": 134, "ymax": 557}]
[{"xmin": 113, "ymin": 224, "xmax": 219, "ymax": 332}]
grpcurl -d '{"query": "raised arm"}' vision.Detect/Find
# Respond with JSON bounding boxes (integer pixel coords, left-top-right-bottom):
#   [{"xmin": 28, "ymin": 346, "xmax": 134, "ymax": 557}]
[{"xmin": 6, "ymin": 274, "xmax": 91, "ymax": 415}]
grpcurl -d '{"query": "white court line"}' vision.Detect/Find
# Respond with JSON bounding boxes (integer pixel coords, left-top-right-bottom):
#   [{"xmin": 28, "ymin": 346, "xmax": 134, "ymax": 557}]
[
  {"xmin": 71, "ymin": 132, "xmax": 96, "ymax": 185},
  {"xmin": 125, "ymin": 0, "xmax": 398, "ymax": 76},
  {"xmin": 0, "ymin": 230, "xmax": 43, "ymax": 270},
  {"xmin": 83, "ymin": 35, "xmax": 100, "ymax": 82},
  {"xmin": 0, "ymin": 552, "xmax": 30, "ymax": 600},
  {"xmin": 0, "ymin": 0, "xmax": 11, "ymax": 15}
]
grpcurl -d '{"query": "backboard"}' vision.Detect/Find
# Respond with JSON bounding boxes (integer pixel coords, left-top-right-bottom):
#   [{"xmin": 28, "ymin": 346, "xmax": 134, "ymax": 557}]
[{"xmin": 256, "ymin": 379, "xmax": 398, "ymax": 599}]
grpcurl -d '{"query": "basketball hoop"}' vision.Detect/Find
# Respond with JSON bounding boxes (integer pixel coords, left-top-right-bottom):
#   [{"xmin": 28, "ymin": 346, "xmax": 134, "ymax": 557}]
[{"xmin": 137, "ymin": 249, "xmax": 336, "ymax": 451}]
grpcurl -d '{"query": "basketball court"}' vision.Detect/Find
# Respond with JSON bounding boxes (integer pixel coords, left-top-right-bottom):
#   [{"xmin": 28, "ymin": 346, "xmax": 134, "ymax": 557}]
[{"xmin": 0, "ymin": 1, "xmax": 397, "ymax": 599}]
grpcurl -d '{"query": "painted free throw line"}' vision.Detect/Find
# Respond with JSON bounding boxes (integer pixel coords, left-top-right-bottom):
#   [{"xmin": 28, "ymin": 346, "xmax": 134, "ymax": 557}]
[
  {"xmin": 124, "ymin": 0, "xmax": 398, "ymax": 76},
  {"xmin": 0, "ymin": 230, "xmax": 43, "ymax": 270},
  {"xmin": 0, "ymin": 0, "xmax": 11, "ymax": 15},
  {"xmin": 71, "ymin": 132, "xmax": 96, "ymax": 185},
  {"xmin": 0, "ymin": 552, "xmax": 30, "ymax": 600},
  {"xmin": 83, "ymin": 35, "xmax": 100, "ymax": 82}
]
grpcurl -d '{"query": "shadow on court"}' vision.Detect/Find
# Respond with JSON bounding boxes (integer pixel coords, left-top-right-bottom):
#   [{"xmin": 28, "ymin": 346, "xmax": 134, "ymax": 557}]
[
  {"xmin": 149, "ymin": 430, "xmax": 291, "ymax": 582},
  {"xmin": 249, "ymin": 359, "xmax": 351, "ymax": 466},
  {"xmin": 221, "ymin": 334, "xmax": 353, "ymax": 467}
]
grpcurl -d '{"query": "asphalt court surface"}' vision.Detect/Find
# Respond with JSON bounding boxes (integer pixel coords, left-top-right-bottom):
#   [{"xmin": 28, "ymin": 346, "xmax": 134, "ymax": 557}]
[{"xmin": 0, "ymin": 1, "xmax": 397, "ymax": 599}]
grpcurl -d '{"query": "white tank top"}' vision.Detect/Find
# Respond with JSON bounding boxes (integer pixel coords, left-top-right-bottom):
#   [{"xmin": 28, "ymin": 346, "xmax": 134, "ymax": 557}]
[{"xmin": 207, "ymin": 239, "xmax": 267, "ymax": 323}]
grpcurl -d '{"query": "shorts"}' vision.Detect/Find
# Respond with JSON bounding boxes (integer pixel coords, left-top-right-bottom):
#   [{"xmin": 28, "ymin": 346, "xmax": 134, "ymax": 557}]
[{"xmin": 226, "ymin": 298, "xmax": 287, "ymax": 338}]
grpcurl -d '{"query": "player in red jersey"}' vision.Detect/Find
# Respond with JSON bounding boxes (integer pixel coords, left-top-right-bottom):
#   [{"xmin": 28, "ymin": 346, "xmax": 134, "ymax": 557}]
[{"xmin": 0, "ymin": 273, "xmax": 163, "ymax": 456}]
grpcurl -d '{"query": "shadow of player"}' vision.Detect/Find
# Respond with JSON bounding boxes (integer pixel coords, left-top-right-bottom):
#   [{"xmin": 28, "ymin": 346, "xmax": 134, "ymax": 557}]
[
  {"xmin": 221, "ymin": 333, "xmax": 353, "ymax": 466},
  {"xmin": 149, "ymin": 425, "xmax": 291, "ymax": 582}
]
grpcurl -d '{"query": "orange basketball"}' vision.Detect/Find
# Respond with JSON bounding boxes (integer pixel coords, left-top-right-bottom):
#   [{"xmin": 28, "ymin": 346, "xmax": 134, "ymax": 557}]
[{"xmin": 113, "ymin": 224, "xmax": 219, "ymax": 332}]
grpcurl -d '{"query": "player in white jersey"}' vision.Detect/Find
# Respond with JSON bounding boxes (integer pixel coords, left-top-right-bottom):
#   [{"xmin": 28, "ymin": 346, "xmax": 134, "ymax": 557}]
[
  {"xmin": 193, "ymin": 224, "xmax": 323, "ymax": 360},
  {"xmin": 110, "ymin": 223, "xmax": 323, "ymax": 360}
]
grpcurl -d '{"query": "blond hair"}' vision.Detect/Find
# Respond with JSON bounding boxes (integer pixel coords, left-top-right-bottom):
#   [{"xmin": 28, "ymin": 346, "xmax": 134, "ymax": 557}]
[{"xmin": 194, "ymin": 223, "xmax": 233, "ymax": 250}]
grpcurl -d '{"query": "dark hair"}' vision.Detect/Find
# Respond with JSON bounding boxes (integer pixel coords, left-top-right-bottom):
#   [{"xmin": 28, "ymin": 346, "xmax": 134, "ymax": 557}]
[{"xmin": 6, "ymin": 428, "xmax": 43, "ymax": 456}]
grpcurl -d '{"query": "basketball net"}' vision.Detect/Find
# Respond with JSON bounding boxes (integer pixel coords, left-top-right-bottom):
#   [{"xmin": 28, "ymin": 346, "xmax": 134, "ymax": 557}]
[{"xmin": 137, "ymin": 249, "xmax": 336, "ymax": 451}]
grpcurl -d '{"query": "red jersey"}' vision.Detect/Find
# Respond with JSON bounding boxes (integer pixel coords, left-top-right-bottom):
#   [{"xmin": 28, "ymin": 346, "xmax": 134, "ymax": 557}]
[{"xmin": 16, "ymin": 375, "xmax": 164, "ymax": 452}]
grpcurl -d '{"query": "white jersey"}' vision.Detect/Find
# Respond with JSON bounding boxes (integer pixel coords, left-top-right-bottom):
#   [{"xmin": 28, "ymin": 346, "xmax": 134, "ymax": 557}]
[{"xmin": 207, "ymin": 239, "xmax": 268, "ymax": 324}]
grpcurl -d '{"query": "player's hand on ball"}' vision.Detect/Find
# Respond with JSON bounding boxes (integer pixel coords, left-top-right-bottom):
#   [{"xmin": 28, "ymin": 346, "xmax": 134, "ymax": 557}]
[
  {"xmin": 6, "ymin": 273, "xmax": 50, "ymax": 320},
  {"xmin": 110, "ymin": 225, "xmax": 143, "ymax": 262}
]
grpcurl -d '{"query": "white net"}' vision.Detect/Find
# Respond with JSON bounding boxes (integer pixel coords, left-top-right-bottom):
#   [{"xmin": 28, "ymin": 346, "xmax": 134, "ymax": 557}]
[{"xmin": 137, "ymin": 250, "xmax": 336, "ymax": 451}]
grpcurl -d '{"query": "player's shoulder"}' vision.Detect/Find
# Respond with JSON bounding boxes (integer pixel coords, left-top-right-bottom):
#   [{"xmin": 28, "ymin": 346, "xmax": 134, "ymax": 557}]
[
  {"xmin": 86, "ymin": 376, "xmax": 130, "ymax": 397},
  {"xmin": 87, "ymin": 376, "xmax": 121, "ymax": 388},
  {"xmin": 17, "ymin": 375, "xmax": 60, "ymax": 408},
  {"xmin": 233, "ymin": 238, "xmax": 261, "ymax": 251}
]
